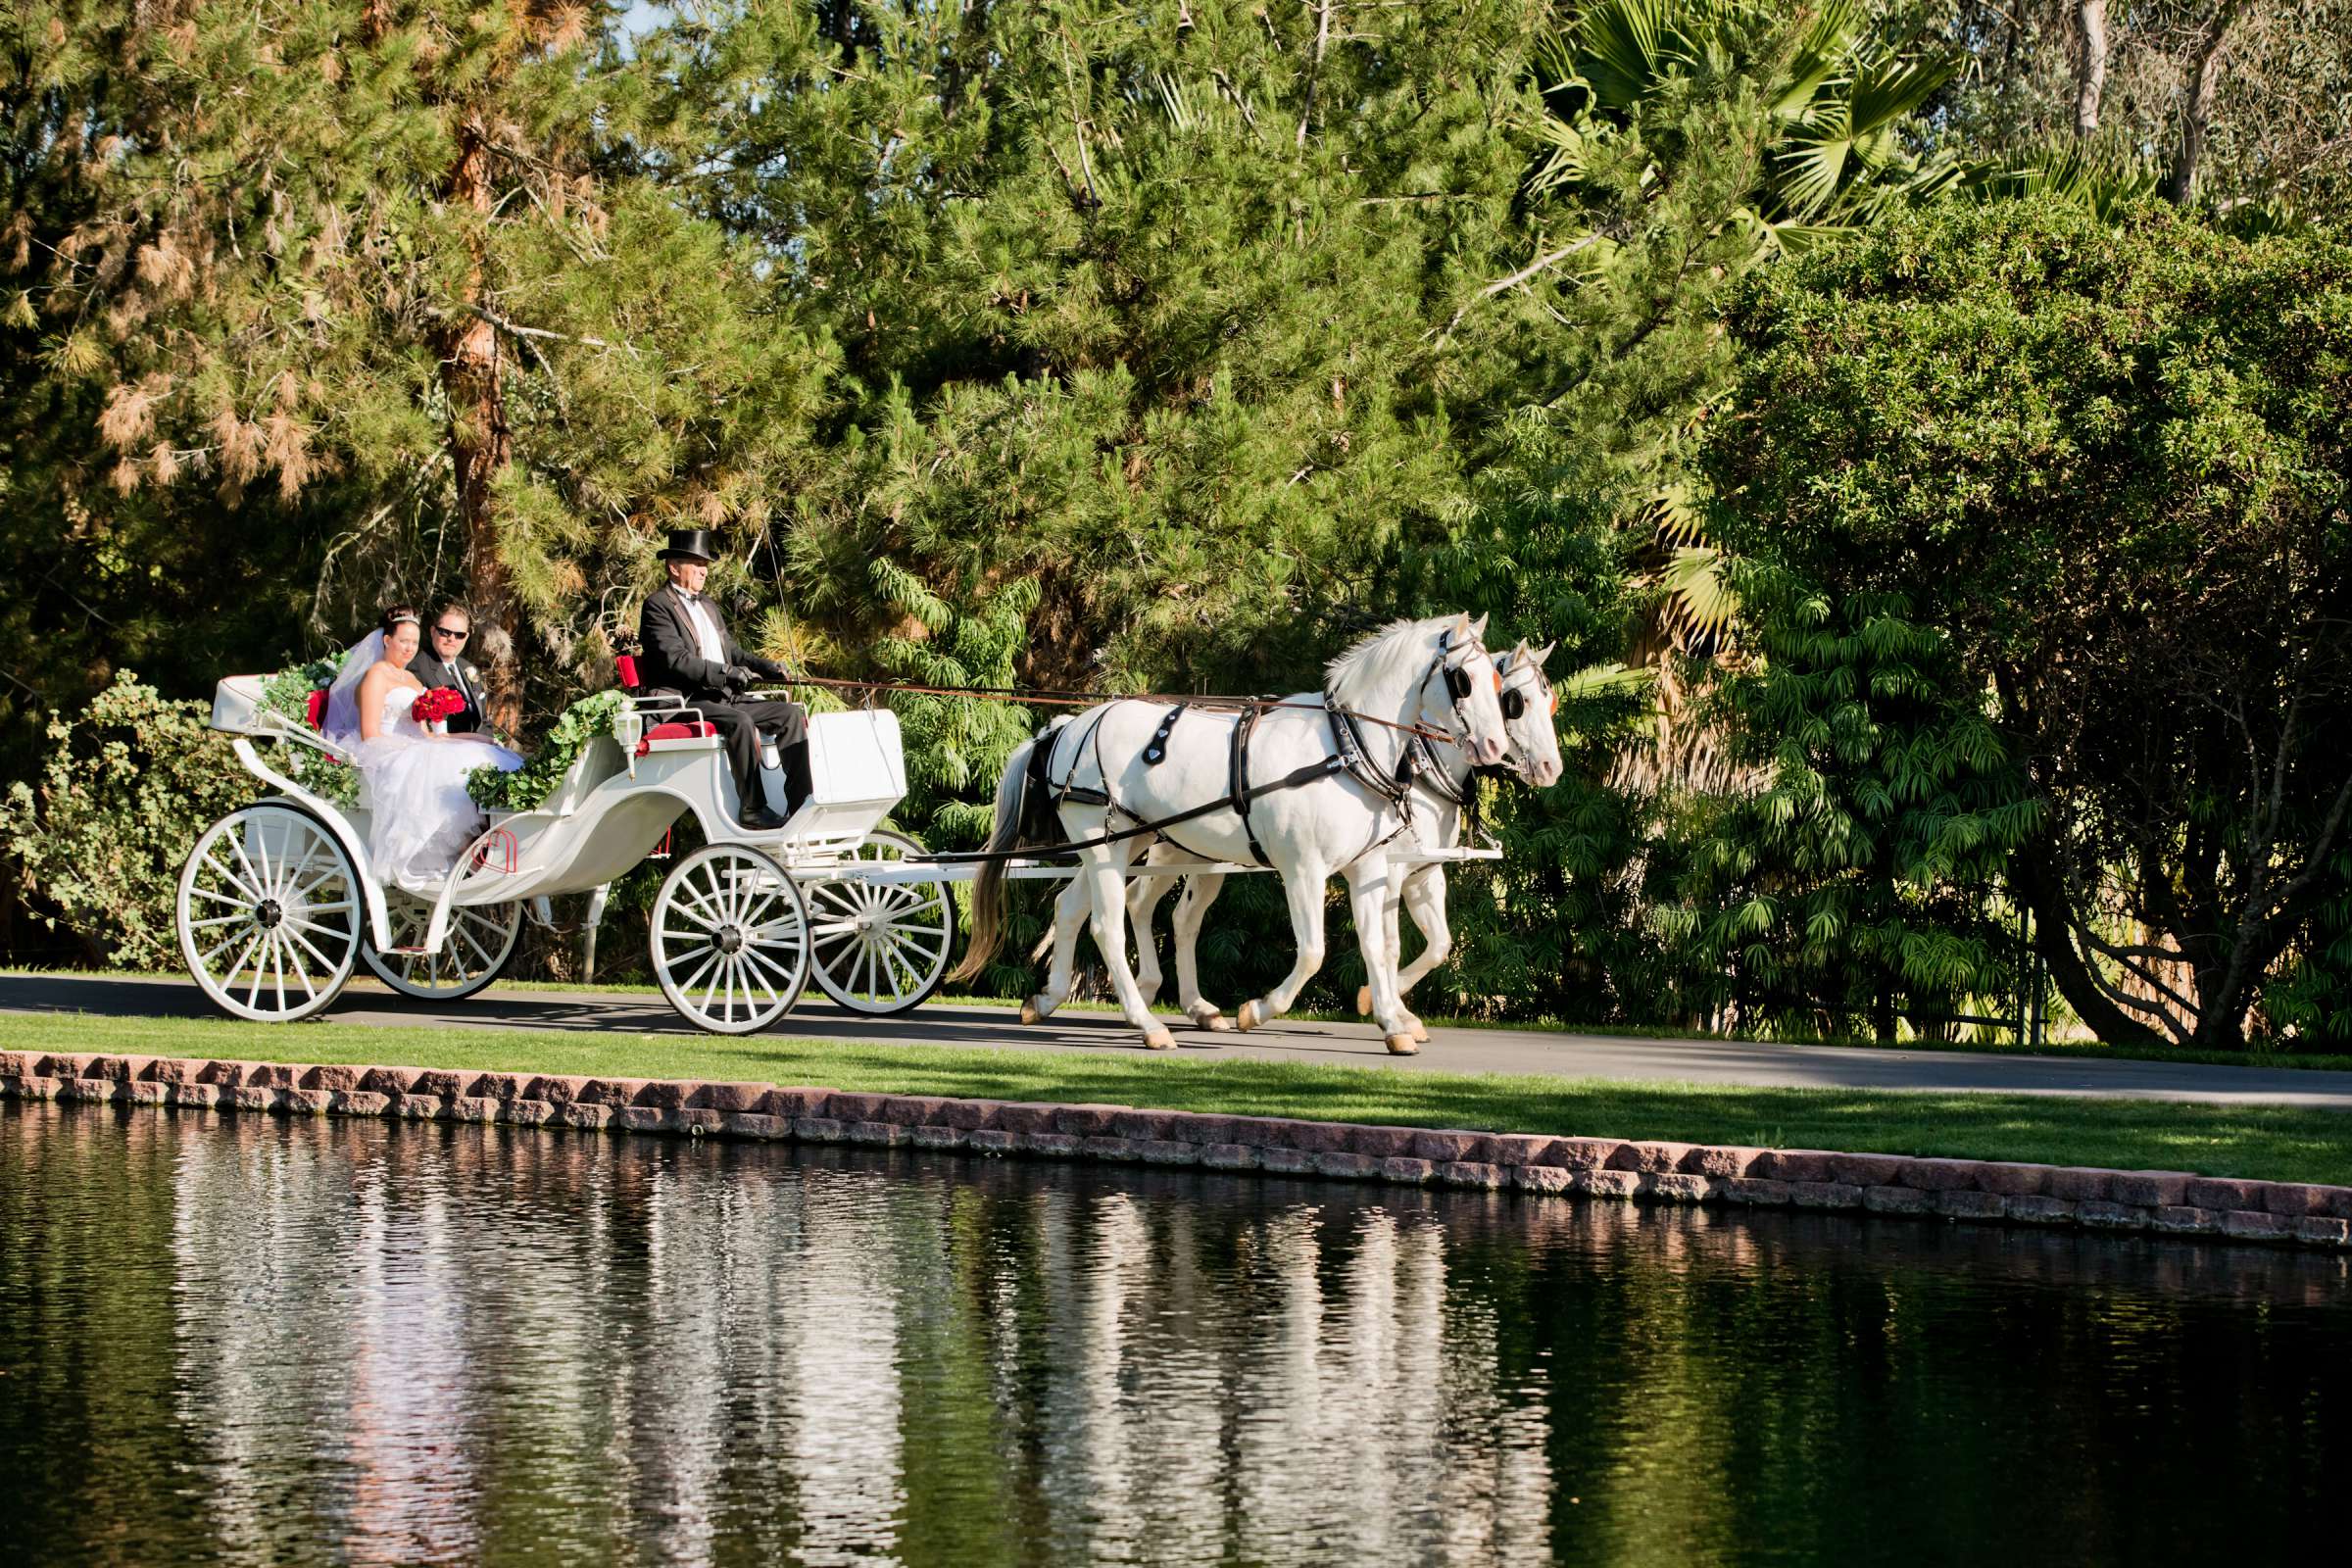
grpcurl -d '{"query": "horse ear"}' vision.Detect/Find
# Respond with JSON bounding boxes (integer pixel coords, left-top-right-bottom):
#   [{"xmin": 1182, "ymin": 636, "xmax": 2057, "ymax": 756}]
[
  {"xmin": 1507, "ymin": 638, "xmax": 1532, "ymax": 667},
  {"xmin": 1449, "ymin": 611, "xmax": 1473, "ymax": 642},
  {"xmin": 1468, "ymin": 612, "xmax": 1490, "ymax": 643},
  {"xmin": 1533, "ymin": 641, "xmax": 1556, "ymax": 670}
]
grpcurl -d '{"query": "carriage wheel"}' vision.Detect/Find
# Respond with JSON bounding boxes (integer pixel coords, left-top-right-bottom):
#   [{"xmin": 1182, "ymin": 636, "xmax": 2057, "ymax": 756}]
[
  {"xmin": 361, "ymin": 893, "xmax": 521, "ymax": 1002},
  {"xmin": 176, "ymin": 802, "xmax": 360, "ymax": 1023},
  {"xmin": 805, "ymin": 831, "xmax": 955, "ymax": 1016},
  {"xmin": 651, "ymin": 842, "xmax": 810, "ymax": 1034}
]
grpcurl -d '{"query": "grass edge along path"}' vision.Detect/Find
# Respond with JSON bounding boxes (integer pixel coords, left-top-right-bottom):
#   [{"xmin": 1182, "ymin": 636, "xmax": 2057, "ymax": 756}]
[
  {"xmin": 6, "ymin": 1012, "xmax": 2350, "ymax": 1188},
  {"xmin": 17, "ymin": 966, "xmax": 2352, "ymax": 1077}
]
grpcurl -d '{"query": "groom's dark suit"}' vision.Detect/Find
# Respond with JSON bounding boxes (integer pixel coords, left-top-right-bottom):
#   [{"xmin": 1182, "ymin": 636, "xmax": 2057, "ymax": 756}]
[
  {"xmin": 407, "ymin": 647, "xmax": 488, "ymax": 735},
  {"xmin": 639, "ymin": 582, "xmax": 810, "ymax": 824}
]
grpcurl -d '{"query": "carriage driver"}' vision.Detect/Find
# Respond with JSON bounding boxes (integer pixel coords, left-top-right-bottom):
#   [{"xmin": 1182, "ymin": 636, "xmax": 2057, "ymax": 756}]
[{"xmin": 638, "ymin": 527, "xmax": 812, "ymax": 833}]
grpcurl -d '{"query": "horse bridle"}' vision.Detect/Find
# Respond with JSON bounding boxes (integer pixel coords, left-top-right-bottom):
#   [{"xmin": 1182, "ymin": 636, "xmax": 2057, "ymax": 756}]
[
  {"xmin": 1427, "ymin": 627, "xmax": 1502, "ymax": 752},
  {"xmin": 1412, "ymin": 657, "xmax": 1549, "ymax": 804}
]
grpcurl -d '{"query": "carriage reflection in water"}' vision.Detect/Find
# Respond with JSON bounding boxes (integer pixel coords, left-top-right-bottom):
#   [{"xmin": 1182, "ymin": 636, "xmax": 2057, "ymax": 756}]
[{"xmin": 177, "ymin": 638, "xmax": 1509, "ymax": 1038}]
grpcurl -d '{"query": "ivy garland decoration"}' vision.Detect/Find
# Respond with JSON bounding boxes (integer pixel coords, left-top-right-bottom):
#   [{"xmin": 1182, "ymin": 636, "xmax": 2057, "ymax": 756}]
[
  {"xmin": 256, "ymin": 657, "xmax": 360, "ymax": 809},
  {"xmin": 467, "ymin": 690, "xmax": 629, "ymax": 811}
]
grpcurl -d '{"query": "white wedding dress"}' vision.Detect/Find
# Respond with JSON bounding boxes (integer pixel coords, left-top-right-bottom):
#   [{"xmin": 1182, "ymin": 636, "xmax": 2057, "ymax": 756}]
[{"xmin": 357, "ymin": 682, "xmax": 524, "ymax": 886}]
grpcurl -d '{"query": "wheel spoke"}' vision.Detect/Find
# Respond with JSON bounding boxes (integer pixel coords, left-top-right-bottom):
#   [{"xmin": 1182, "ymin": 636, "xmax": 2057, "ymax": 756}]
[
  {"xmin": 282, "ymin": 922, "xmax": 343, "ymax": 979},
  {"xmin": 884, "ymin": 943, "xmax": 921, "ymax": 998},
  {"xmin": 740, "ymin": 940, "xmax": 800, "ymax": 992},
  {"xmin": 670, "ymin": 945, "xmax": 720, "ymax": 995},
  {"xmin": 202, "ymin": 855, "xmax": 261, "ymax": 905},
  {"xmin": 198, "ymin": 923, "xmax": 254, "ymax": 971},
  {"xmin": 808, "ymin": 882, "xmax": 863, "ymax": 917},
  {"xmin": 739, "ymin": 954, "xmax": 778, "ymax": 1005},
  {"xmin": 736, "ymin": 889, "xmax": 779, "ymax": 931},
  {"xmin": 246, "ymin": 824, "xmax": 275, "ymax": 904},
  {"xmin": 454, "ymin": 919, "xmax": 497, "ymax": 972},
  {"xmin": 675, "ymin": 884, "xmax": 728, "ymax": 931},
  {"xmin": 286, "ymin": 861, "xmax": 343, "ymax": 906},
  {"xmin": 186, "ymin": 913, "xmax": 247, "ymax": 932}
]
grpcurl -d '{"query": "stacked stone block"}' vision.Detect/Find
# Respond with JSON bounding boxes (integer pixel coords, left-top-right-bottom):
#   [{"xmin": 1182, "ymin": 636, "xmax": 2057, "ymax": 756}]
[{"xmin": 3, "ymin": 1050, "xmax": 2347, "ymax": 1250}]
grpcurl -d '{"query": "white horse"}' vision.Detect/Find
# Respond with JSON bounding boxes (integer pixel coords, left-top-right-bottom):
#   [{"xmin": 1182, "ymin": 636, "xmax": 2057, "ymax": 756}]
[
  {"xmin": 952, "ymin": 614, "xmax": 1511, "ymax": 1051},
  {"xmin": 1123, "ymin": 640, "xmax": 1563, "ymax": 1049}
]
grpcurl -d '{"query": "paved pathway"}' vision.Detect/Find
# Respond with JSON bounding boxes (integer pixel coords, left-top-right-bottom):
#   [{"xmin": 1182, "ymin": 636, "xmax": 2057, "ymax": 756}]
[{"xmin": 8, "ymin": 972, "xmax": 2351, "ymax": 1109}]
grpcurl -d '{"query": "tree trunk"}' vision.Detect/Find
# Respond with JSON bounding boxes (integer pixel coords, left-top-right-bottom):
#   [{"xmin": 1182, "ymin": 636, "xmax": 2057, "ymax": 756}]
[
  {"xmin": 2073, "ymin": 1, "xmax": 2108, "ymax": 137},
  {"xmin": 2167, "ymin": 1, "xmax": 2244, "ymax": 204},
  {"xmin": 437, "ymin": 110, "xmax": 522, "ymax": 737},
  {"xmin": 2009, "ymin": 847, "xmax": 2172, "ymax": 1049}
]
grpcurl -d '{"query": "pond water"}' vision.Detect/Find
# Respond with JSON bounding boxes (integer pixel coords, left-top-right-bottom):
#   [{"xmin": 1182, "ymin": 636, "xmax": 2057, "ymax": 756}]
[{"xmin": 1, "ymin": 1100, "xmax": 2346, "ymax": 1567}]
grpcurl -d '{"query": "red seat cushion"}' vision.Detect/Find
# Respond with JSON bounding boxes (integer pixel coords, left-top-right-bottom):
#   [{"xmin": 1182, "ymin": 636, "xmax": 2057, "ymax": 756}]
[
  {"xmin": 304, "ymin": 689, "xmax": 327, "ymax": 728},
  {"xmin": 635, "ymin": 720, "xmax": 717, "ymax": 758}
]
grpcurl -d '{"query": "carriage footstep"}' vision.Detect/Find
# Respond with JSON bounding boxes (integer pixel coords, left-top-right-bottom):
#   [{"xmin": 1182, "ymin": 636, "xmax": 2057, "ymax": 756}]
[{"xmin": 1385, "ymin": 1033, "xmax": 1420, "ymax": 1055}]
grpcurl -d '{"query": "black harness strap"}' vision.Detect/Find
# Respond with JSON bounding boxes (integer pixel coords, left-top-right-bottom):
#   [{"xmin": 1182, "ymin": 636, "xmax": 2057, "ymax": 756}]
[
  {"xmin": 1143, "ymin": 704, "xmax": 1187, "ymax": 766},
  {"xmin": 1230, "ymin": 706, "xmax": 1273, "ymax": 867},
  {"xmin": 934, "ymin": 751, "xmax": 1348, "ymax": 864}
]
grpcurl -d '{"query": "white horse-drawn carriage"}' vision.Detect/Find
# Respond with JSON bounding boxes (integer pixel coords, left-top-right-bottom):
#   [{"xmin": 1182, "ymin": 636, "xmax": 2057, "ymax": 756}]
[{"xmin": 175, "ymin": 615, "xmax": 1557, "ymax": 1048}]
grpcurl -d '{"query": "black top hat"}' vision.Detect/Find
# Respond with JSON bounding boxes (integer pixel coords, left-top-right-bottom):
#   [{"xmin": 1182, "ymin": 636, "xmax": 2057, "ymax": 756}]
[{"xmin": 657, "ymin": 527, "xmax": 723, "ymax": 564}]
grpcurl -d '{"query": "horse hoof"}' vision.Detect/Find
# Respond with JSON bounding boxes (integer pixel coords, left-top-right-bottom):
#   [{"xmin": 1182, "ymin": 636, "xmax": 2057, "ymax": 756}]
[
  {"xmin": 1019, "ymin": 997, "xmax": 1045, "ymax": 1026},
  {"xmin": 1355, "ymin": 986, "xmax": 1372, "ymax": 1018},
  {"xmin": 1236, "ymin": 1000, "xmax": 1261, "ymax": 1032},
  {"xmin": 1409, "ymin": 1020, "xmax": 1429, "ymax": 1045},
  {"xmin": 1203, "ymin": 1013, "xmax": 1234, "ymax": 1033},
  {"xmin": 1144, "ymin": 1028, "xmax": 1176, "ymax": 1051},
  {"xmin": 1188, "ymin": 1003, "xmax": 1230, "ymax": 1032},
  {"xmin": 1385, "ymin": 1033, "xmax": 1420, "ymax": 1055}
]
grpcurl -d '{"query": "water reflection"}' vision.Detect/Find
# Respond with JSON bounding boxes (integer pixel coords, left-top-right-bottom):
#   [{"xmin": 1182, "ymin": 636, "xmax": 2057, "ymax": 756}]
[{"xmin": 0, "ymin": 1100, "xmax": 2346, "ymax": 1567}]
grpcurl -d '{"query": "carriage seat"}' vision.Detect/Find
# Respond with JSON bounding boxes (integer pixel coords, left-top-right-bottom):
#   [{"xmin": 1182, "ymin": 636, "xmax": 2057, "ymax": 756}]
[{"xmin": 613, "ymin": 652, "xmax": 720, "ymax": 757}]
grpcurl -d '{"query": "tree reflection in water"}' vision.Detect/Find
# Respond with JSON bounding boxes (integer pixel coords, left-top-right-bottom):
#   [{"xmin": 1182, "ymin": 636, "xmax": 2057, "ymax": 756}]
[{"xmin": 0, "ymin": 1100, "xmax": 2347, "ymax": 1567}]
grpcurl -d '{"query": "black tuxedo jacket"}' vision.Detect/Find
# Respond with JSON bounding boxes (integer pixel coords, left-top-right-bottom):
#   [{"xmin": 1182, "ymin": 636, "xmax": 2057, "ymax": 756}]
[
  {"xmin": 407, "ymin": 649, "xmax": 487, "ymax": 735},
  {"xmin": 638, "ymin": 583, "xmax": 787, "ymax": 701}
]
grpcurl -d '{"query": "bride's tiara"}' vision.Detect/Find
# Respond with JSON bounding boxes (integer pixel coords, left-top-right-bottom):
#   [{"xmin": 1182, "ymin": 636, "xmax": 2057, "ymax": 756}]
[{"xmin": 387, "ymin": 612, "xmax": 421, "ymax": 629}]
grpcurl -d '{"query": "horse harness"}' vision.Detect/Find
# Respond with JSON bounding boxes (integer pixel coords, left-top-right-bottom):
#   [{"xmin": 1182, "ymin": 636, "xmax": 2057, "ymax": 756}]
[{"xmin": 1021, "ymin": 630, "xmax": 1493, "ymax": 868}]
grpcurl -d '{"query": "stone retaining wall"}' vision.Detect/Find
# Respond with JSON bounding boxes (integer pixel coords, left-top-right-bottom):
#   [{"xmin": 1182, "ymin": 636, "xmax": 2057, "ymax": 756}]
[{"xmin": 5, "ymin": 1050, "xmax": 2349, "ymax": 1250}]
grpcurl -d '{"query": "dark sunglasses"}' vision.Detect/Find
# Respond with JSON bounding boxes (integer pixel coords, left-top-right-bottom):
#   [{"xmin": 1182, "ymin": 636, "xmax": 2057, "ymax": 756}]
[{"xmin": 432, "ymin": 625, "xmax": 469, "ymax": 640}]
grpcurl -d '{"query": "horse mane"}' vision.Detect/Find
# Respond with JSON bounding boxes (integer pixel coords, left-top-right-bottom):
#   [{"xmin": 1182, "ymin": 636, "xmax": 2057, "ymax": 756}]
[{"xmin": 1324, "ymin": 615, "xmax": 1456, "ymax": 713}]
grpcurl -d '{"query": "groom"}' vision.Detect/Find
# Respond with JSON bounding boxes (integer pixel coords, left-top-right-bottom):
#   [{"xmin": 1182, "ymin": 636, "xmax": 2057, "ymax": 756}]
[
  {"xmin": 405, "ymin": 601, "xmax": 490, "ymax": 735},
  {"xmin": 638, "ymin": 528, "xmax": 810, "ymax": 833}
]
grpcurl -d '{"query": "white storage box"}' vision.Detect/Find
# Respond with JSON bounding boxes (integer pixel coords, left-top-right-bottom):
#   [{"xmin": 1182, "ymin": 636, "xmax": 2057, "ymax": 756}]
[
  {"xmin": 765, "ymin": 709, "xmax": 908, "ymax": 845},
  {"xmin": 211, "ymin": 675, "xmax": 270, "ymax": 735},
  {"xmin": 806, "ymin": 710, "xmax": 907, "ymax": 806}
]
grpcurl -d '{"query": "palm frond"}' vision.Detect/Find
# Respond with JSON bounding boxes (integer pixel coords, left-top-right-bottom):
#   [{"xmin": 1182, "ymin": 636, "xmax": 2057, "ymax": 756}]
[{"xmin": 1661, "ymin": 545, "xmax": 1740, "ymax": 644}]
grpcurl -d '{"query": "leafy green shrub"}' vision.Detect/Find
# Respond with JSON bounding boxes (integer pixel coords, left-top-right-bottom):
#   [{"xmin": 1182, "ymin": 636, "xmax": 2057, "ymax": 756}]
[
  {"xmin": 0, "ymin": 674, "xmax": 253, "ymax": 968},
  {"xmin": 257, "ymin": 658, "xmax": 359, "ymax": 808}
]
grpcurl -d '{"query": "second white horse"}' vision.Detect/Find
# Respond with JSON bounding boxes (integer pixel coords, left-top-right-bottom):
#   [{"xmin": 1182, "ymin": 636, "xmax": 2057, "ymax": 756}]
[{"xmin": 952, "ymin": 614, "xmax": 1511, "ymax": 1051}]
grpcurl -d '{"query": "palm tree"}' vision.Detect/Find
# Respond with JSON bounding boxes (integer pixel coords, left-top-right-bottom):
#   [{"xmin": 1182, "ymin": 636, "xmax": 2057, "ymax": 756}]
[{"xmin": 1510, "ymin": 0, "xmax": 1959, "ymax": 790}]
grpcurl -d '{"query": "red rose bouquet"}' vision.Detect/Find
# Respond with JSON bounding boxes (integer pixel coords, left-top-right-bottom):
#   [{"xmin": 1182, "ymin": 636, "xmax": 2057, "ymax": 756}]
[{"xmin": 411, "ymin": 688, "xmax": 466, "ymax": 731}]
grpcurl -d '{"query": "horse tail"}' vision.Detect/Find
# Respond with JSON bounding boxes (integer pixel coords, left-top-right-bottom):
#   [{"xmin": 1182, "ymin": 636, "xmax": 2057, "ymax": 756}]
[{"xmin": 951, "ymin": 728, "xmax": 1046, "ymax": 983}]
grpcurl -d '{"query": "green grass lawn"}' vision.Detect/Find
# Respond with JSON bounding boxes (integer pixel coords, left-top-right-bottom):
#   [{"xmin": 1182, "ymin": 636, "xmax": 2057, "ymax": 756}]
[
  {"xmin": 5, "ymin": 1009, "xmax": 2349, "ymax": 1187},
  {"xmin": 15, "ymin": 965, "xmax": 2352, "ymax": 1074}
]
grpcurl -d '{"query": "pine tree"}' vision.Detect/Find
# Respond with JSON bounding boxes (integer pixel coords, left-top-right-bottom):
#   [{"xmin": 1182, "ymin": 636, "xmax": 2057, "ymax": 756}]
[{"xmin": 3, "ymin": 2, "xmax": 830, "ymax": 729}]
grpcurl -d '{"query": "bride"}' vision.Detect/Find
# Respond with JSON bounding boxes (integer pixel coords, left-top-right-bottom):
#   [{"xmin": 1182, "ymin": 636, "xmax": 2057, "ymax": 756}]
[{"xmin": 324, "ymin": 607, "xmax": 525, "ymax": 886}]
